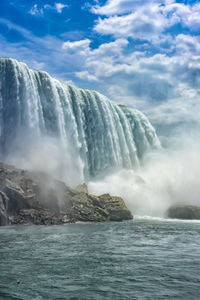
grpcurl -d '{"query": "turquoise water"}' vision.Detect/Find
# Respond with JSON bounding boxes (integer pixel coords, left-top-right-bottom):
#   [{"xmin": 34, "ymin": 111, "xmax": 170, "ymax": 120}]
[{"xmin": 0, "ymin": 218, "xmax": 200, "ymax": 300}]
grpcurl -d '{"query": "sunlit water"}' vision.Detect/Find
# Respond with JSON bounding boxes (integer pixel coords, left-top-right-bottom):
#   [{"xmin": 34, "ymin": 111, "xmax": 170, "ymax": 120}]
[{"xmin": 0, "ymin": 218, "xmax": 200, "ymax": 300}]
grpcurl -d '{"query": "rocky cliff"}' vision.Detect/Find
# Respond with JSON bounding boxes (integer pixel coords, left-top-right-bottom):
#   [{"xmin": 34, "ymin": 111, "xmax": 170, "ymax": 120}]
[{"xmin": 0, "ymin": 162, "xmax": 133, "ymax": 225}]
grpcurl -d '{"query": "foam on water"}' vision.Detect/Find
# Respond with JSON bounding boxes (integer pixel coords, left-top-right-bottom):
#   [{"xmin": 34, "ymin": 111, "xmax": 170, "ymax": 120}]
[{"xmin": 134, "ymin": 215, "xmax": 200, "ymax": 223}]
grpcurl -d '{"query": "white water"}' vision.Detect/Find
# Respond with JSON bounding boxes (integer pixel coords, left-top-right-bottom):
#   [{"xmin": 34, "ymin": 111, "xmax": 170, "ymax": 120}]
[
  {"xmin": 0, "ymin": 58, "xmax": 160, "ymax": 186},
  {"xmin": 134, "ymin": 215, "xmax": 200, "ymax": 223},
  {"xmin": 89, "ymin": 133, "xmax": 200, "ymax": 217}
]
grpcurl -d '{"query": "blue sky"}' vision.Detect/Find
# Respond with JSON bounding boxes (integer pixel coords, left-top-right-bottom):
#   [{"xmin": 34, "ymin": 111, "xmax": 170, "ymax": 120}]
[{"xmin": 0, "ymin": 0, "xmax": 200, "ymax": 132}]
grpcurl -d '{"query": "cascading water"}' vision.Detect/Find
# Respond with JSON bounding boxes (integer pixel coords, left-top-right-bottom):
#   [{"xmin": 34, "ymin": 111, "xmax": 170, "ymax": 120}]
[{"xmin": 0, "ymin": 58, "xmax": 160, "ymax": 185}]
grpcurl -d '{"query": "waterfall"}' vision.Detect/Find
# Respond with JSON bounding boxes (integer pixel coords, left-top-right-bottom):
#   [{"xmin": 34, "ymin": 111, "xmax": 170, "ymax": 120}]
[{"xmin": 0, "ymin": 58, "xmax": 160, "ymax": 185}]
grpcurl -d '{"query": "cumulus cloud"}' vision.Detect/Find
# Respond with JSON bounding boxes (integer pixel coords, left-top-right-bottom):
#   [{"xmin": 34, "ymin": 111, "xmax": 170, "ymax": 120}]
[
  {"xmin": 79, "ymin": 0, "xmax": 198, "ymax": 132},
  {"xmin": 75, "ymin": 71, "xmax": 98, "ymax": 82},
  {"xmin": 60, "ymin": 30, "xmax": 200, "ymax": 132},
  {"xmin": 175, "ymin": 34, "xmax": 200, "ymax": 56},
  {"xmin": 71, "ymin": 38, "xmax": 130, "ymax": 80},
  {"xmin": 94, "ymin": 4, "xmax": 168, "ymax": 42},
  {"xmin": 163, "ymin": 2, "xmax": 200, "ymax": 31},
  {"xmin": 62, "ymin": 39, "xmax": 91, "ymax": 55},
  {"xmin": 12, "ymin": 0, "xmax": 200, "ymax": 135},
  {"xmin": 90, "ymin": 38, "xmax": 128, "ymax": 57},
  {"xmin": 92, "ymin": 0, "xmax": 200, "ymax": 43},
  {"xmin": 92, "ymin": 0, "xmax": 159, "ymax": 15}
]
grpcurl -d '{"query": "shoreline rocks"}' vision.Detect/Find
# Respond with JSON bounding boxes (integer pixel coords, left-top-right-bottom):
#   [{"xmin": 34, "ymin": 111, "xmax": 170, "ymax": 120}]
[
  {"xmin": 167, "ymin": 204, "xmax": 200, "ymax": 220},
  {"xmin": 0, "ymin": 162, "xmax": 133, "ymax": 225}
]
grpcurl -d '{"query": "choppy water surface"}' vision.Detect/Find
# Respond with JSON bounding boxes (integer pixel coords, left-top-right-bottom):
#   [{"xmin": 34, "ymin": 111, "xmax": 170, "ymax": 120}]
[{"xmin": 0, "ymin": 218, "xmax": 200, "ymax": 300}]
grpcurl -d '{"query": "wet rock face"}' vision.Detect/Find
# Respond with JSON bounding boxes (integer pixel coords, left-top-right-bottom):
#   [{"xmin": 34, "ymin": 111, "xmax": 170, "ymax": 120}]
[
  {"xmin": 0, "ymin": 163, "xmax": 133, "ymax": 225},
  {"xmin": 167, "ymin": 204, "xmax": 200, "ymax": 220},
  {"xmin": 0, "ymin": 191, "xmax": 8, "ymax": 225}
]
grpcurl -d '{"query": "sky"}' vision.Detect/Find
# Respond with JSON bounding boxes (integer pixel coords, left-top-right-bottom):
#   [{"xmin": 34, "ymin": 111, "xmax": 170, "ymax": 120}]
[{"xmin": 0, "ymin": 0, "xmax": 200, "ymax": 134}]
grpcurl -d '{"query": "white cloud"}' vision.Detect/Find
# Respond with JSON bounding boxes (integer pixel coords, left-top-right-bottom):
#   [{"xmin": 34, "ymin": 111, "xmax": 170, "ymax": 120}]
[
  {"xmin": 55, "ymin": 3, "xmax": 68, "ymax": 13},
  {"xmin": 77, "ymin": 0, "xmax": 199, "ymax": 133},
  {"xmin": 186, "ymin": 3, "xmax": 200, "ymax": 31},
  {"xmin": 94, "ymin": 4, "xmax": 171, "ymax": 43},
  {"xmin": 30, "ymin": 3, "xmax": 68, "ymax": 16},
  {"xmin": 60, "ymin": 32, "xmax": 200, "ymax": 132},
  {"xmin": 75, "ymin": 71, "xmax": 98, "ymax": 82},
  {"xmin": 32, "ymin": 60, "xmax": 46, "ymax": 70},
  {"xmin": 92, "ymin": 0, "xmax": 158, "ymax": 15},
  {"xmin": 175, "ymin": 34, "xmax": 200, "ymax": 56},
  {"xmin": 163, "ymin": 2, "xmax": 200, "ymax": 31},
  {"xmin": 29, "ymin": 4, "xmax": 43, "ymax": 16},
  {"xmin": 92, "ymin": 0, "xmax": 200, "ymax": 44},
  {"xmin": 146, "ymin": 92, "xmax": 200, "ymax": 133},
  {"xmin": 90, "ymin": 38, "xmax": 128, "ymax": 57},
  {"xmin": 10, "ymin": 0, "xmax": 200, "ymax": 135},
  {"xmin": 62, "ymin": 39, "xmax": 91, "ymax": 55},
  {"xmin": 64, "ymin": 79, "xmax": 75, "ymax": 85}
]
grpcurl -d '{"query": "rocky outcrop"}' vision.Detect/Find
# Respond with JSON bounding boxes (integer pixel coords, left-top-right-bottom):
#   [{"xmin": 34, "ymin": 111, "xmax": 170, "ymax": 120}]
[
  {"xmin": 167, "ymin": 204, "xmax": 200, "ymax": 220},
  {"xmin": 0, "ymin": 162, "xmax": 133, "ymax": 225},
  {"xmin": 75, "ymin": 183, "xmax": 88, "ymax": 194}
]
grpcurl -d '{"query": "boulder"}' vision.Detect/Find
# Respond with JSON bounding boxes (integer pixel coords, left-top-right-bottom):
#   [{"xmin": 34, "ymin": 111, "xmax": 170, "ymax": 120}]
[
  {"xmin": 167, "ymin": 204, "xmax": 200, "ymax": 220},
  {"xmin": 98, "ymin": 194, "xmax": 133, "ymax": 221}
]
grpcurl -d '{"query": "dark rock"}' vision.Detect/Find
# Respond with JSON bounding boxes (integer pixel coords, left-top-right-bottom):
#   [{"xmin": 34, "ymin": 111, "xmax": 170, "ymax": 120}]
[
  {"xmin": 98, "ymin": 194, "xmax": 132, "ymax": 221},
  {"xmin": 167, "ymin": 204, "xmax": 200, "ymax": 220},
  {"xmin": 9, "ymin": 209, "xmax": 64, "ymax": 225},
  {"xmin": 0, "ymin": 162, "xmax": 133, "ymax": 225},
  {"xmin": 0, "ymin": 191, "xmax": 8, "ymax": 225}
]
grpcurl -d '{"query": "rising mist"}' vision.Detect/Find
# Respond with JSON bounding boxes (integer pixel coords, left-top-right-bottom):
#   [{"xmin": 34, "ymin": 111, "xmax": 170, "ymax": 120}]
[{"xmin": 89, "ymin": 131, "xmax": 200, "ymax": 217}]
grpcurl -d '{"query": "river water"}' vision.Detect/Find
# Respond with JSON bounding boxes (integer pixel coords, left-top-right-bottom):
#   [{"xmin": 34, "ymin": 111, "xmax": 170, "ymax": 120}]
[{"xmin": 0, "ymin": 217, "xmax": 200, "ymax": 300}]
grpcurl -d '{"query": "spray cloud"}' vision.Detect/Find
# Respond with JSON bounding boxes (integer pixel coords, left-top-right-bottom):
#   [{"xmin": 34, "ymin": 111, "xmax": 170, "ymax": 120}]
[{"xmin": 89, "ymin": 130, "xmax": 200, "ymax": 217}]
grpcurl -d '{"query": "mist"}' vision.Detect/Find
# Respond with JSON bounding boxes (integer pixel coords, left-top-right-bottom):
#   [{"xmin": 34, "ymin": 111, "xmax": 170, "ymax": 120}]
[
  {"xmin": 88, "ymin": 130, "xmax": 200, "ymax": 217},
  {"xmin": 2, "ymin": 135, "xmax": 84, "ymax": 188},
  {"xmin": 4, "ymin": 126, "xmax": 200, "ymax": 218},
  {"xmin": 3, "ymin": 121, "xmax": 200, "ymax": 218}
]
